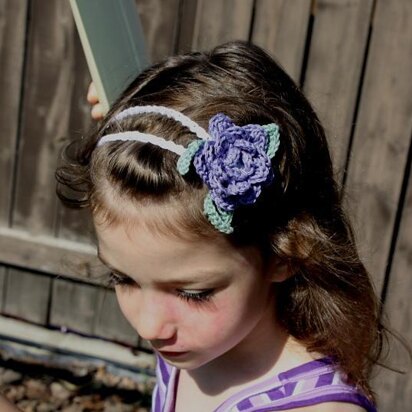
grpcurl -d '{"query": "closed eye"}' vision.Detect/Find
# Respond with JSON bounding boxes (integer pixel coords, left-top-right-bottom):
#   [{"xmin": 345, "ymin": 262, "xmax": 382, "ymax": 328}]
[
  {"xmin": 176, "ymin": 289, "xmax": 214, "ymax": 305},
  {"xmin": 107, "ymin": 272, "xmax": 214, "ymax": 305}
]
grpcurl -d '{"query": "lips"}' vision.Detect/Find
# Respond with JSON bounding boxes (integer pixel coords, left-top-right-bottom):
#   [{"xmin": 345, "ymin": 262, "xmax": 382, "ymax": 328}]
[{"xmin": 158, "ymin": 350, "xmax": 189, "ymax": 358}]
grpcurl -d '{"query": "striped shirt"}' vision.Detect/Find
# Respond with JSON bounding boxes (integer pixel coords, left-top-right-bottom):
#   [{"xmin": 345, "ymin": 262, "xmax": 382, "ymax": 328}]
[{"xmin": 152, "ymin": 356, "xmax": 377, "ymax": 412}]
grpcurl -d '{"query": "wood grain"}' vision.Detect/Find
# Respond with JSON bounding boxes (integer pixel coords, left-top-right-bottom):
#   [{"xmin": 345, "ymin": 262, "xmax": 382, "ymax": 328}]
[
  {"xmin": 304, "ymin": 0, "xmax": 374, "ymax": 175},
  {"xmin": 343, "ymin": 0, "xmax": 412, "ymax": 293},
  {"xmin": 55, "ymin": 21, "xmax": 95, "ymax": 244},
  {"xmin": 175, "ymin": 0, "xmax": 199, "ymax": 53},
  {"xmin": 135, "ymin": 0, "xmax": 180, "ymax": 63},
  {"xmin": 371, "ymin": 147, "xmax": 412, "ymax": 409},
  {"xmin": 191, "ymin": 0, "xmax": 254, "ymax": 51},
  {"xmin": 50, "ymin": 279, "xmax": 138, "ymax": 346},
  {"xmin": 0, "ymin": 315, "xmax": 153, "ymax": 371},
  {"xmin": 11, "ymin": 0, "xmax": 76, "ymax": 234},
  {"xmin": 49, "ymin": 278, "xmax": 100, "ymax": 334},
  {"xmin": 251, "ymin": 0, "xmax": 312, "ymax": 83},
  {"xmin": 0, "ymin": 227, "xmax": 100, "ymax": 283},
  {"xmin": 0, "ymin": 266, "xmax": 6, "ymax": 311},
  {"xmin": 93, "ymin": 288, "xmax": 139, "ymax": 346},
  {"xmin": 3, "ymin": 268, "xmax": 51, "ymax": 324},
  {"xmin": 0, "ymin": 0, "xmax": 28, "ymax": 225}
]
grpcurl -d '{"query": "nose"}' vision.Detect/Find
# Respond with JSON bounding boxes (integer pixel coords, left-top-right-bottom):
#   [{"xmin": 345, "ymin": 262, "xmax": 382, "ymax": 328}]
[{"xmin": 134, "ymin": 290, "xmax": 176, "ymax": 342}]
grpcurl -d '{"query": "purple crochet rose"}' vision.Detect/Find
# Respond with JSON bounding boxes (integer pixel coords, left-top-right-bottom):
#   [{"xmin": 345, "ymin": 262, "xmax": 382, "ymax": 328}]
[{"xmin": 193, "ymin": 113, "xmax": 274, "ymax": 212}]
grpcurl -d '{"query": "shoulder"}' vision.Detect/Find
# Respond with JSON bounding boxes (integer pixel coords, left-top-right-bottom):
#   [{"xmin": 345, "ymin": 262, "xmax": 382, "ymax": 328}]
[{"xmin": 281, "ymin": 402, "xmax": 367, "ymax": 412}]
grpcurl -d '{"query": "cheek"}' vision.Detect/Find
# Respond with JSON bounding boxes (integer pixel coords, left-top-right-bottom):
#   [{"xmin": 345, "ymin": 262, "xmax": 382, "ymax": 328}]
[
  {"xmin": 205, "ymin": 280, "xmax": 272, "ymax": 335},
  {"xmin": 183, "ymin": 292, "xmax": 265, "ymax": 342},
  {"xmin": 114, "ymin": 289, "xmax": 134, "ymax": 321}
]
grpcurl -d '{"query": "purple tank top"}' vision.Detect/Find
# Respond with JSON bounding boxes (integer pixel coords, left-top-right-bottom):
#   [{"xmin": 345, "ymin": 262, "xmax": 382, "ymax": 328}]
[{"xmin": 152, "ymin": 356, "xmax": 377, "ymax": 412}]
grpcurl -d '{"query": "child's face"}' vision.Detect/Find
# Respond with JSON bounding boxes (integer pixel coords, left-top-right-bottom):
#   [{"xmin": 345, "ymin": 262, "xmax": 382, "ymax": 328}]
[{"xmin": 95, "ymin": 216, "xmax": 280, "ymax": 370}]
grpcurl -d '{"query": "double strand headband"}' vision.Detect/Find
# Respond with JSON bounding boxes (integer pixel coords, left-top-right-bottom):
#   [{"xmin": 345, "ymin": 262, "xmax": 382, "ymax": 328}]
[{"xmin": 97, "ymin": 105, "xmax": 280, "ymax": 234}]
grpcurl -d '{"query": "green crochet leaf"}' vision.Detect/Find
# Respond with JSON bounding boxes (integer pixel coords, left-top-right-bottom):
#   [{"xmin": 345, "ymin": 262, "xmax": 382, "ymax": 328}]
[
  {"xmin": 263, "ymin": 123, "xmax": 280, "ymax": 159},
  {"xmin": 177, "ymin": 140, "xmax": 204, "ymax": 175},
  {"xmin": 203, "ymin": 194, "xmax": 234, "ymax": 234}
]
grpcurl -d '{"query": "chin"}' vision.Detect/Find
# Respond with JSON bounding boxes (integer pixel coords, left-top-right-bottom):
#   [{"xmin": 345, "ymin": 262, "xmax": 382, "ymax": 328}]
[{"xmin": 162, "ymin": 352, "xmax": 215, "ymax": 370}]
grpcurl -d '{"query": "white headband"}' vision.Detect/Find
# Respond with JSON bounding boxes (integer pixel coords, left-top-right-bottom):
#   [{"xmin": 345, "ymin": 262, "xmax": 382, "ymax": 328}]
[{"xmin": 97, "ymin": 105, "xmax": 210, "ymax": 152}]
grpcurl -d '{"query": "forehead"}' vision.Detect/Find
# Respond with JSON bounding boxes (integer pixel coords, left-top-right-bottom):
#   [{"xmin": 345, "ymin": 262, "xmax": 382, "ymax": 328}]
[
  {"xmin": 92, "ymin": 178, "xmax": 217, "ymax": 240},
  {"xmin": 94, "ymin": 216, "xmax": 263, "ymax": 283}
]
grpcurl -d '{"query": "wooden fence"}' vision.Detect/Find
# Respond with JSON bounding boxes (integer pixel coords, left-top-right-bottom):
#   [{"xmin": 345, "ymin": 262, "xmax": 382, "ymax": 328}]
[{"xmin": 0, "ymin": 0, "xmax": 411, "ymax": 409}]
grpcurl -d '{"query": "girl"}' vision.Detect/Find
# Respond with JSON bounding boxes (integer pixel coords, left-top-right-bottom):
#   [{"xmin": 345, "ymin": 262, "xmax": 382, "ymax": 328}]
[{"xmin": 56, "ymin": 40, "xmax": 385, "ymax": 411}]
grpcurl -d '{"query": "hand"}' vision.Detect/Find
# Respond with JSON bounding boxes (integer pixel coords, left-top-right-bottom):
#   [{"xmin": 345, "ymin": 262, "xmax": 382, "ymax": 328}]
[{"xmin": 87, "ymin": 82, "xmax": 104, "ymax": 120}]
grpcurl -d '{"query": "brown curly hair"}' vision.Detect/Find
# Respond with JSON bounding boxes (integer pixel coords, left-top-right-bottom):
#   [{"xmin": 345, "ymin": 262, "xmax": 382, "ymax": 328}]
[{"xmin": 56, "ymin": 40, "xmax": 391, "ymax": 401}]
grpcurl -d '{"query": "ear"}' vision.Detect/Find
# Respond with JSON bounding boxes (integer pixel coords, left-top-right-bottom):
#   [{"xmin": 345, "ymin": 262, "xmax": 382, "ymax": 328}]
[{"xmin": 265, "ymin": 256, "xmax": 293, "ymax": 283}]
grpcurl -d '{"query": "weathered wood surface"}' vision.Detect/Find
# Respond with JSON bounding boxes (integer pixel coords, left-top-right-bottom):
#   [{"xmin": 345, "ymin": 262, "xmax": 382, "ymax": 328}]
[
  {"xmin": 191, "ymin": 0, "xmax": 254, "ymax": 50},
  {"xmin": 50, "ymin": 279, "xmax": 102, "ymax": 336},
  {"xmin": 304, "ymin": 0, "xmax": 374, "ymax": 176},
  {"xmin": 11, "ymin": 0, "xmax": 75, "ymax": 234},
  {"xmin": 93, "ymin": 288, "xmax": 139, "ymax": 346},
  {"xmin": 343, "ymin": 0, "xmax": 412, "ymax": 293},
  {"xmin": 3, "ymin": 268, "xmax": 51, "ymax": 324},
  {"xmin": 55, "ymin": 28, "xmax": 96, "ymax": 244},
  {"xmin": 175, "ymin": 0, "xmax": 199, "ymax": 53},
  {"xmin": 0, "ymin": 315, "xmax": 154, "ymax": 371},
  {"xmin": 135, "ymin": 0, "xmax": 181, "ymax": 62},
  {"xmin": 0, "ymin": 266, "xmax": 6, "ymax": 310},
  {"xmin": 0, "ymin": 0, "xmax": 28, "ymax": 226},
  {"xmin": 372, "ymin": 144, "xmax": 412, "ymax": 411},
  {"xmin": 252, "ymin": 0, "xmax": 312, "ymax": 83},
  {"xmin": 0, "ymin": 227, "xmax": 99, "ymax": 282},
  {"xmin": 3, "ymin": 0, "xmax": 68, "ymax": 330},
  {"xmin": 49, "ymin": 279, "xmax": 138, "ymax": 346}
]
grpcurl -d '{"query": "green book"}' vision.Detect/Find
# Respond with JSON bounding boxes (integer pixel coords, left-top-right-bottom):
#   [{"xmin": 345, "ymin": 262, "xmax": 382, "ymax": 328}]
[{"xmin": 70, "ymin": 0, "xmax": 150, "ymax": 114}]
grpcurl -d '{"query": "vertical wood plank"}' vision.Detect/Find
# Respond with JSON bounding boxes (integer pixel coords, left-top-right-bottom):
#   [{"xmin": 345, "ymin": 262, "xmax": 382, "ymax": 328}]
[
  {"xmin": 93, "ymin": 288, "xmax": 138, "ymax": 346},
  {"xmin": 49, "ymin": 278, "xmax": 99, "ymax": 334},
  {"xmin": 191, "ymin": 0, "xmax": 254, "ymax": 51},
  {"xmin": 11, "ymin": 0, "xmax": 76, "ymax": 234},
  {"xmin": 343, "ymin": 0, "xmax": 412, "ymax": 292},
  {"xmin": 304, "ymin": 0, "xmax": 373, "ymax": 174},
  {"xmin": 251, "ymin": 0, "xmax": 312, "ymax": 83},
  {"xmin": 175, "ymin": 0, "xmax": 199, "ymax": 53},
  {"xmin": 50, "ymin": 279, "xmax": 139, "ymax": 346},
  {"xmin": 55, "ymin": 24, "xmax": 95, "ymax": 244},
  {"xmin": 0, "ymin": 266, "xmax": 6, "ymax": 311},
  {"xmin": 7, "ymin": 0, "xmax": 85, "ymax": 335},
  {"xmin": 135, "ymin": 0, "xmax": 180, "ymax": 63},
  {"xmin": 3, "ymin": 269, "xmax": 51, "ymax": 324},
  {"xmin": 371, "ymin": 153, "xmax": 412, "ymax": 410},
  {"xmin": 0, "ymin": 0, "xmax": 28, "ymax": 225}
]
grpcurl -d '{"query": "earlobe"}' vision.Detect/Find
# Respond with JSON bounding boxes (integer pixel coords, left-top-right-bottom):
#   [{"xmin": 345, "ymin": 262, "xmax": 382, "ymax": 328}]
[{"xmin": 266, "ymin": 257, "xmax": 293, "ymax": 283}]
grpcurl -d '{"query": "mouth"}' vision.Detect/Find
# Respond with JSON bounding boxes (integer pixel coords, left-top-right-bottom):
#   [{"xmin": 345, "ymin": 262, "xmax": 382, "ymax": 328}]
[{"xmin": 157, "ymin": 350, "xmax": 189, "ymax": 358}]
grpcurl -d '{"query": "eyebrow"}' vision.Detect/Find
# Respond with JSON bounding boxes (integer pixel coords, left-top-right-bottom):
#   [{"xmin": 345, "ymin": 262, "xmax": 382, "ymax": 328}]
[{"xmin": 97, "ymin": 251, "xmax": 229, "ymax": 285}]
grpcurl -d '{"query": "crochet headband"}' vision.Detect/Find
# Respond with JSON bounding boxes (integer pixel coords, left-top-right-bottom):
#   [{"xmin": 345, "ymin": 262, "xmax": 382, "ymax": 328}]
[{"xmin": 97, "ymin": 106, "xmax": 280, "ymax": 234}]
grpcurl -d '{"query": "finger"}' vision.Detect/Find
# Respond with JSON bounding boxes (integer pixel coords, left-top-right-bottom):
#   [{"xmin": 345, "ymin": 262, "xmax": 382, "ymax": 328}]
[
  {"xmin": 91, "ymin": 103, "xmax": 104, "ymax": 120},
  {"xmin": 87, "ymin": 82, "xmax": 99, "ymax": 104}
]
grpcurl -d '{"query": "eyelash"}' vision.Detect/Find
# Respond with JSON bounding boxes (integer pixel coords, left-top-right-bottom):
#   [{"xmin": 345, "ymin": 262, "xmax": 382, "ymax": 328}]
[
  {"xmin": 177, "ymin": 289, "xmax": 213, "ymax": 304},
  {"xmin": 107, "ymin": 272, "xmax": 214, "ymax": 305},
  {"xmin": 107, "ymin": 272, "xmax": 134, "ymax": 287}
]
